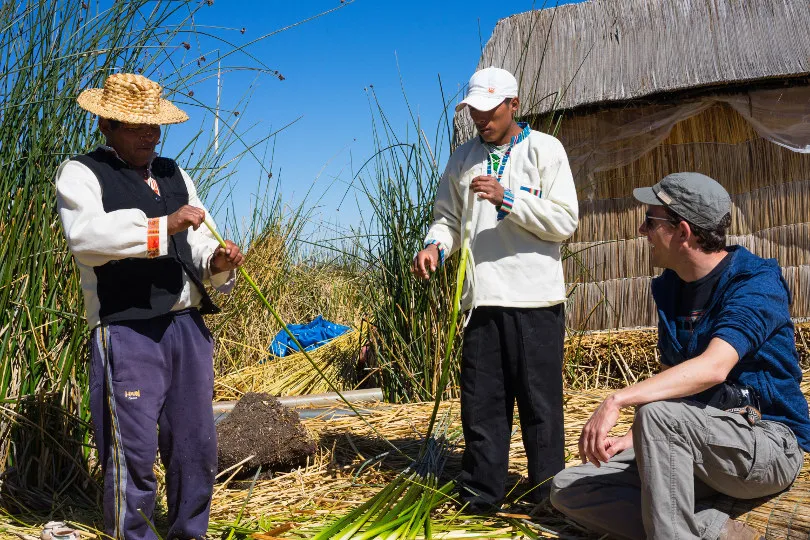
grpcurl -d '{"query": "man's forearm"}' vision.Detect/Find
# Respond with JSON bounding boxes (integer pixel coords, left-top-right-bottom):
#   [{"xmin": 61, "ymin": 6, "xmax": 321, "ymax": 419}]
[{"xmin": 612, "ymin": 338, "xmax": 739, "ymax": 408}]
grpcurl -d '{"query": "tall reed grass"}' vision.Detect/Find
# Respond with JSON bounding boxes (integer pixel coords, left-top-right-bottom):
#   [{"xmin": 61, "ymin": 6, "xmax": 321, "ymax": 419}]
[{"xmin": 351, "ymin": 87, "xmax": 462, "ymax": 404}]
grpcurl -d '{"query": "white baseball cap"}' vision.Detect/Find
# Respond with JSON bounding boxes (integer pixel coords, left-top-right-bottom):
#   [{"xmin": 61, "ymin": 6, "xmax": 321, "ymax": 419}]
[{"xmin": 455, "ymin": 67, "xmax": 519, "ymax": 113}]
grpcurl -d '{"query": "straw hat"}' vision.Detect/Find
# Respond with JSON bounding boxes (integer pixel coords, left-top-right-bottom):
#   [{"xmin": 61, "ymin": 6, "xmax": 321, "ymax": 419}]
[{"xmin": 77, "ymin": 73, "xmax": 188, "ymax": 125}]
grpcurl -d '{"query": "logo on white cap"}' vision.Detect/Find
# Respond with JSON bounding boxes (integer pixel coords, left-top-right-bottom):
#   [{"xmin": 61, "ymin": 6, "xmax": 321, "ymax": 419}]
[{"xmin": 455, "ymin": 67, "xmax": 519, "ymax": 113}]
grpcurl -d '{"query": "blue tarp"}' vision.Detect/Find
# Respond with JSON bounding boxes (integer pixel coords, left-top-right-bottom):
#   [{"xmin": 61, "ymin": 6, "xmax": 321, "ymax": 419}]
[{"xmin": 269, "ymin": 315, "xmax": 351, "ymax": 357}]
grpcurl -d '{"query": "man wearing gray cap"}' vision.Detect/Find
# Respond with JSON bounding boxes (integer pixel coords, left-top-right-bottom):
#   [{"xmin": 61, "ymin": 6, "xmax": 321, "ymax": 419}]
[{"xmin": 550, "ymin": 172, "xmax": 810, "ymax": 539}]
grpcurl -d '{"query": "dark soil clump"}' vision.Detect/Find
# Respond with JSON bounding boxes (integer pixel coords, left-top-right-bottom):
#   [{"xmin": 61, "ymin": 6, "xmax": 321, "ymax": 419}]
[{"xmin": 216, "ymin": 393, "xmax": 315, "ymax": 478}]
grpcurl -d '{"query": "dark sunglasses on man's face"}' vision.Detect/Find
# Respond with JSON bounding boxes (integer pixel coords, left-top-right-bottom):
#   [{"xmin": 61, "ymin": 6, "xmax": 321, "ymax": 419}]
[{"xmin": 644, "ymin": 211, "xmax": 677, "ymax": 229}]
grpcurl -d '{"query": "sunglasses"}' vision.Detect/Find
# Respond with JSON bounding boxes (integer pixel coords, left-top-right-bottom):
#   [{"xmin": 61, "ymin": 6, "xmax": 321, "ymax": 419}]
[{"xmin": 643, "ymin": 211, "xmax": 678, "ymax": 229}]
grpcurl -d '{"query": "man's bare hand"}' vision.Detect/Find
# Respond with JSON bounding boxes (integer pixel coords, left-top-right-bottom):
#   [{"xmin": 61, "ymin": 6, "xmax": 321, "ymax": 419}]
[
  {"xmin": 578, "ymin": 394, "xmax": 622, "ymax": 467},
  {"xmin": 604, "ymin": 430, "xmax": 633, "ymax": 459},
  {"xmin": 210, "ymin": 240, "xmax": 244, "ymax": 274},
  {"xmin": 412, "ymin": 244, "xmax": 439, "ymax": 280},
  {"xmin": 470, "ymin": 175, "xmax": 505, "ymax": 206},
  {"xmin": 168, "ymin": 205, "xmax": 205, "ymax": 236}
]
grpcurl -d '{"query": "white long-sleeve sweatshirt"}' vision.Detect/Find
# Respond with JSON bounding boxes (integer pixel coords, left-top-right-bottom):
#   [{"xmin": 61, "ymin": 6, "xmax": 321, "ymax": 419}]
[
  {"xmin": 56, "ymin": 151, "xmax": 235, "ymax": 328},
  {"xmin": 425, "ymin": 129, "xmax": 578, "ymax": 311}
]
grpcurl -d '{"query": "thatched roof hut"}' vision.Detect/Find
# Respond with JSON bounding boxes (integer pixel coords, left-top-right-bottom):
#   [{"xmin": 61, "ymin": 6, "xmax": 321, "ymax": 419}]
[{"xmin": 456, "ymin": 0, "xmax": 810, "ymax": 331}]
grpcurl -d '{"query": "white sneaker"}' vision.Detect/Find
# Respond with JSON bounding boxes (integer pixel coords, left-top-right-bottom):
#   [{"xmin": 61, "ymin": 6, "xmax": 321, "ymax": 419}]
[{"xmin": 39, "ymin": 522, "xmax": 81, "ymax": 540}]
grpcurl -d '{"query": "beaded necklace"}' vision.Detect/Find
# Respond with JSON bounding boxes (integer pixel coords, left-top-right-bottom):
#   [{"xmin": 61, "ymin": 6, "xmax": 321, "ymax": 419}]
[{"xmin": 484, "ymin": 122, "xmax": 531, "ymax": 182}]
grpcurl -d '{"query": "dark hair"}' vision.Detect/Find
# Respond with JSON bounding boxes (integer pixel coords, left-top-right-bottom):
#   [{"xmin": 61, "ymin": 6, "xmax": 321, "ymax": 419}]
[
  {"xmin": 664, "ymin": 207, "xmax": 731, "ymax": 253},
  {"xmin": 107, "ymin": 119, "xmax": 121, "ymax": 130}
]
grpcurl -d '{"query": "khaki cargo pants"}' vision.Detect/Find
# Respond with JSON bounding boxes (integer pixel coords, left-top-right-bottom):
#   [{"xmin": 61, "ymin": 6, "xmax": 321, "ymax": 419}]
[{"xmin": 550, "ymin": 399, "xmax": 804, "ymax": 540}]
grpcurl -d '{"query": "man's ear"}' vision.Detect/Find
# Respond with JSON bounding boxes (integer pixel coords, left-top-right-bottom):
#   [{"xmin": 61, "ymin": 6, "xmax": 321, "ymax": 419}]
[
  {"xmin": 98, "ymin": 118, "xmax": 110, "ymax": 138},
  {"xmin": 510, "ymin": 97, "xmax": 520, "ymax": 116},
  {"xmin": 678, "ymin": 220, "xmax": 691, "ymax": 243}
]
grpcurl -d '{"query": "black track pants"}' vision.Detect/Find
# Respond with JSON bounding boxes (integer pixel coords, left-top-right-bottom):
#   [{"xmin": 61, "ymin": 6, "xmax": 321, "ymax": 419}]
[{"xmin": 458, "ymin": 304, "xmax": 566, "ymax": 507}]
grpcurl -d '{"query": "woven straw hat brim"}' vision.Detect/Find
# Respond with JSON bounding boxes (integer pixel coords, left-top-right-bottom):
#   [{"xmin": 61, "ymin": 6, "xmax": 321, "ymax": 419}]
[{"xmin": 77, "ymin": 88, "xmax": 189, "ymax": 125}]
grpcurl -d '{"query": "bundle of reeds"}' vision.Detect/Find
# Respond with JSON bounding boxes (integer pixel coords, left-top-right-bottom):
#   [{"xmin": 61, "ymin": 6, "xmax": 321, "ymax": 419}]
[
  {"xmin": 211, "ymin": 229, "xmax": 365, "ymax": 380},
  {"xmin": 214, "ymin": 329, "xmax": 361, "ymax": 401},
  {"xmin": 563, "ymin": 325, "xmax": 810, "ymax": 390}
]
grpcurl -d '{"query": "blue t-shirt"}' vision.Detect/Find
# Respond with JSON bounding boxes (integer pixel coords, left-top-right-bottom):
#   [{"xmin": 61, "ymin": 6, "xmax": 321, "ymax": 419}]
[{"xmin": 653, "ymin": 246, "xmax": 810, "ymax": 451}]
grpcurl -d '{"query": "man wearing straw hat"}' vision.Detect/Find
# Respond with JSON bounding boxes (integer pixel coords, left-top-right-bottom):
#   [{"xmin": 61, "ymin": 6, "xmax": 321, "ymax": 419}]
[
  {"xmin": 550, "ymin": 173, "xmax": 810, "ymax": 540},
  {"xmin": 413, "ymin": 66, "xmax": 578, "ymax": 512},
  {"xmin": 56, "ymin": 73, "xmax": 244, "ymax": 539}
]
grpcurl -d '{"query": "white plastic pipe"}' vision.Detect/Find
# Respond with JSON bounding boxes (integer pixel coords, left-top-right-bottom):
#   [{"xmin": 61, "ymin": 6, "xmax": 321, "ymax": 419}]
[{"xmin": 212, "ymin": 388, "xmax": 384, "ymax": 415}]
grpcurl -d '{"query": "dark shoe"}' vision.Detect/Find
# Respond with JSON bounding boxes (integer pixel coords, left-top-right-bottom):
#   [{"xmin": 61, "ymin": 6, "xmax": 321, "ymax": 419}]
[
  {"xmin": 457, "ymin": 500, "xmax": 500, "ymax": 516},
  {"xmin": 452, "ymin": 494, "xmax": 500, "ymax": 516},
  {"xmin": 718, "ymin": 518, "xmax": 763, "ymax": 540},
  {"xmin": 513, "ymin": 482, "xmax": 551, "ymax": 505}
]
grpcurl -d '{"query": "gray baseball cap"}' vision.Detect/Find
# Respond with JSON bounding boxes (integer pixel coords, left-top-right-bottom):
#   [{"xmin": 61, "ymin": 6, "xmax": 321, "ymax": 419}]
[{"xmin": 633, "ymin": 172, "xmax": 731, "ymax": 229}]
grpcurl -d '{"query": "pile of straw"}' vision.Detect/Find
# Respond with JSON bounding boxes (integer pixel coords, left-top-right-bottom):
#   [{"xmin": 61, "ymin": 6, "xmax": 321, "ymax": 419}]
[
  {"xmin": 214, "ymin": 329, "xmax": 362, "ymax": 401},
  {"xmin": 563, "ymin": 327, "xmax": 810, "ymax": 389}
]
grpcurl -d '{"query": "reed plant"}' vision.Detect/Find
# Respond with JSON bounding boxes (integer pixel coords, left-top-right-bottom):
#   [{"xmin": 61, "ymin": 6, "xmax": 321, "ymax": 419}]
[{"xmin": 350, "ymin": 86, "xmax": 462, "ymax": 404}]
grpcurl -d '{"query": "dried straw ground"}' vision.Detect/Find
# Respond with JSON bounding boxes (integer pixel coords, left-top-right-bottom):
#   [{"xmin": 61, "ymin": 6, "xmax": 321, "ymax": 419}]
[
  {"xmin": 201, "ymin": 383, "xmax": 810, "ymax": 539},
  {"xmin": 3, "ymin": 328, "xmax": 809, "ymax": 539},
  {"xmin": 2, "ymin": 388, "xmax": 808, "ymax": 539}
]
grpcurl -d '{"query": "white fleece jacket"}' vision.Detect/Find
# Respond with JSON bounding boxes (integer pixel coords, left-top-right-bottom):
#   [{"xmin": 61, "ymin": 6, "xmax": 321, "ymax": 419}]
[
  {"xmin": 425, "ymin": 130, "xmax": 578, "ymax": 311},
  {"xmin": 56, "ymin": 152, "xmax": 235, "ymax": 328}
]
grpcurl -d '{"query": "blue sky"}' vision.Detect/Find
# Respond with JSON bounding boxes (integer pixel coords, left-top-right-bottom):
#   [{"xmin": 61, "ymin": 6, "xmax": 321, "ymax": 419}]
[{"xmin": 159, "ymin": 0, "xmax": 580, "ymax": 241}]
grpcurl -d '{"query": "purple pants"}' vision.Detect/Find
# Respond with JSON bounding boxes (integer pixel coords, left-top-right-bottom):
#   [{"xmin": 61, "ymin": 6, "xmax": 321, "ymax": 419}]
[{"xmin": 90, "ymin": 309, "xmax": 216, "ymax": 540}]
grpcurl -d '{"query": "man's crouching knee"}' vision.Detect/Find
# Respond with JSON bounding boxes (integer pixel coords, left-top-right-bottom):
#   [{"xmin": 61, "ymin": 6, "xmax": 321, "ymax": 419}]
[
  {"xmin": 633, "ymin": 400, "xmax": 685, "ymax": 440},
  {"xmin": 549, "ymin": 466, "xmax": 583, "ymax": 515}
]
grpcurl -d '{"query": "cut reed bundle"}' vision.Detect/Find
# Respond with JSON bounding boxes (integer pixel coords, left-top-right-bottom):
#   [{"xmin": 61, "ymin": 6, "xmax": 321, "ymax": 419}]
[
  {"xmin": 563, "ymin": 326, "xmax": 810, "ymax": 389},
  {"xmin": 214, "ymin": 329, "xmax": 361, "ymax": 401},
  {"xmin": 564, "ymin": 329, "xmax": 659, "ymax": 390},
  {"xmin": 211, "ymin": 229, "xmax": 365, "ymax": 379}
]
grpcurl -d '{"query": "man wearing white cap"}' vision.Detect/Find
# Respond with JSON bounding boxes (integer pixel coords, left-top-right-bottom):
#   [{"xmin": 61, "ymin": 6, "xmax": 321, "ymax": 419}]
[
  {"xmin": 56, "ymin": 73, "xmax": 243, "ymax": 539},
  {"xmin": 413, "ymin": 67, "xmax": 579, "ymax": 511}
]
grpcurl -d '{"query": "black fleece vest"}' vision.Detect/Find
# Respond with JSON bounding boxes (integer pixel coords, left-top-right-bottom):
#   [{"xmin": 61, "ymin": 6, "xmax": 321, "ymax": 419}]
[{"xmin": 72, "ymin": 149, "xmax": 219, "ymax": 324}]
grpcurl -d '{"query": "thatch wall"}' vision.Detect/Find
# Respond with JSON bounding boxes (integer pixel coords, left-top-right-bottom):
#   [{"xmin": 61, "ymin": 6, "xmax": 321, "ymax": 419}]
[
  {"xmin": 467, "ymin": 0, "xmax": 810, "ymax": 118},
  {"xmin": 560, "ymin": 104, "xmax": 810, "ymax": 330}
]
